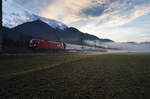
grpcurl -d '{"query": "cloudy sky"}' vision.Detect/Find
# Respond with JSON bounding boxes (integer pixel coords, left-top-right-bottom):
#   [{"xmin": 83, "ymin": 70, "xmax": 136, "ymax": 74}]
[{"xmin": 5, "ymin": 0, "xmax": 150, "ymax": 42}]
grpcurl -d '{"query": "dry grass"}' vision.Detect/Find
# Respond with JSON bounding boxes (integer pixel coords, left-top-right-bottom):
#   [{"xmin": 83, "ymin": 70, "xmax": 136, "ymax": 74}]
[{"xmin": 0, "ymin": 53, "xmax": 150, "ymax": 99}]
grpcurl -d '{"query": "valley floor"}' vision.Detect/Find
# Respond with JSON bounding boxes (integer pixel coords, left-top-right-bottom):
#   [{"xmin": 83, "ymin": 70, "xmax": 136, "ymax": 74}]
[{"xmin": 0, "ymin": 52, "xmax": 150, "ymax": 99}]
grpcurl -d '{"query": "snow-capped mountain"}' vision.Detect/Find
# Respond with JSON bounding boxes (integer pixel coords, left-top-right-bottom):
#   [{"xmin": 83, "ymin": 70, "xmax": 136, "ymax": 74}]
[{"xmin": 2, "ymin": 0, "xmax": 67, "ymax": 30}]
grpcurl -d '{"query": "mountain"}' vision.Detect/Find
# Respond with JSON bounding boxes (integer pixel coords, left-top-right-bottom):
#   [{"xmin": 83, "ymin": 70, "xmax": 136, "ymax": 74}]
[
  {"xmin": 12, "ymin": 20, "xmax": 59, "ymax": 41},
  {"xmin": 95, "ymin": 38, "xmax": 113, "ymax": 42},
  {"xmin": 12, "ymin": 20, "xmax": 113, "ymax": 45},
  {"xmin": 126, "ymin": 42, "xmax": 138, "ymax": 45},
  {"xmin": 2, "ymin": 26, "xmax": 34, "ymax": 49},
  {"xmin": 3, "ymin": 0, "xmax": 113, "ymax": 47},
  {"xmin": 140, "ymin": 42, "xmax": 150, "ymax": 44},
  {"xmin": 59, "ymin": 27, "xmax": 83, "ymax": 44},
  {"xmin": 2, "ymin": 27, "xmax": 27, "ymax": 41},
  {"xmin": 3, "ymin": 0, "xmax": 67, "ymax": 30},
  {"xmin": 122, "ymin": 41, "xmax": 150, "ymax": 45}
]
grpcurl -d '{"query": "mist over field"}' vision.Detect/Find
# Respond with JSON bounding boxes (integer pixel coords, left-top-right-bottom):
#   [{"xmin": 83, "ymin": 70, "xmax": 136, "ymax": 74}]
[
  {"xmin": 101, "ymin": 42, "xmax": 150, "ymax": 53},
  {"xmin": 66, "ymin": 40, "xmax": 150, "ymax": 53}
]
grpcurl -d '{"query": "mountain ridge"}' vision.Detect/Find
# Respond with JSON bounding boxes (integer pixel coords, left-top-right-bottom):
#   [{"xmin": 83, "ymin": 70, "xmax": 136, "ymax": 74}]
[
  {"xmin": 3, "ymin": 0, "xmax": 67, "ymax": 30},
  {"xmin": 12, "ymin": 20, "xmax": 113, "ymax": 44},
  {"xmin": 3, "ymin": 0, "xmax": 113, "ymax": 46}
]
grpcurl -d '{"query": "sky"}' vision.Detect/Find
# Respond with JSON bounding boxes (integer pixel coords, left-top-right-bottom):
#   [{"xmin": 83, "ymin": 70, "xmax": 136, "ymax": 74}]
[{"xmin": 4, "ymin": 0, "xmax": 150, "ymax": 42}]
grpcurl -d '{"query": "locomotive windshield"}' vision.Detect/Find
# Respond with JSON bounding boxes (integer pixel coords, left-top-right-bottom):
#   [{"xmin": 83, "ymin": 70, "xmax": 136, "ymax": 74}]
[
  {"xmin": 30, "ymin": 39, "xmax": 35, "ymax": 44},
  {"xmin": 29, "ymin": 39, "xmax": 40, "ymax": 47},
  {"xmin": 30, "ymin": 39, "xmax": 40, "ymax": 44}
]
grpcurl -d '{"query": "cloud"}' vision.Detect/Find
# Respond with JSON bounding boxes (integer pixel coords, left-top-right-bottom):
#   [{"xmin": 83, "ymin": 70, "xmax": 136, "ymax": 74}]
[
  {"xmin": 80, "ymin": 3, "xmax": 105, "ymax": 17},
  {"xmin": 77, "ymin": 15, "xmax": 150, "ymax": 42},
  {"xmin": 12, "ymin": 0, "xmax": 150, "ymax": 27},
  {"xmin": 13, "ymin": 0, "xmax": 56, "ymax": 14},
  {"xmin": 39, "ymin": 0, "xmax": 93, "ymax": 24},
  {"xmin": 79, "ymin": 0, "xmax": 150, "ymax": 27},
  {"xmin": 8, "ymin": 0, "xmax": 150, "ymax": 42},
  {"xmin": 3, "ymin": 0, "xmax": 12, "ymax": 2}
]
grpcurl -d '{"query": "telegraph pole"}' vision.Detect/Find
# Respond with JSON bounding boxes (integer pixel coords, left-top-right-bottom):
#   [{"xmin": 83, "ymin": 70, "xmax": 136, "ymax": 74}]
[
  {"xmin": 95, "ymin": 40, "xmax": 96, "ymax": 50},
  {"xmin": 81, "ymin": 33, "xmax": 84, "ymax": 50},
  {"xmin": 0, "ymin": 0, "xmax": 2, "ymax": 53}
]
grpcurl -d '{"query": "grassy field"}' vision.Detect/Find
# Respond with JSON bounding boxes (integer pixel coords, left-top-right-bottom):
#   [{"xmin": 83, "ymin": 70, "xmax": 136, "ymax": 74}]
[
  {"xmin": 0, "ymin": 52, "xmax": 150, "ymax": 99},
  {"xmin": 0, "ymin": 52, "xmax": 89, "ymax": 77}
]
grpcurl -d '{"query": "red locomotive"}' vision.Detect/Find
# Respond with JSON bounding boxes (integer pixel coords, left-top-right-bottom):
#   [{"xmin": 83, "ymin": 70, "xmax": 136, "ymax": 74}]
[{"xmin": 29, "ymin": 39, "xmax": 65, "ymax": 50}]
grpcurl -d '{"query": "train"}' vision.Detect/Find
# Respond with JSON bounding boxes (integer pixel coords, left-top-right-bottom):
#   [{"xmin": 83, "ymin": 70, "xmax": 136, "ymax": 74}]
[
  {"xmin": 28, "ymin": 39, "xmax": 107, "ymax": 52},
  {"xmin": 29, "ymin": 39, "xmax": 66, "ymax": 50}
]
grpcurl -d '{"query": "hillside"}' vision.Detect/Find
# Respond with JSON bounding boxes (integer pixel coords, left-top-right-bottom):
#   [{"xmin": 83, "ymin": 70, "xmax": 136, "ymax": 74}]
[
  {"xmin": 12, "ymin": 20, "xmax": 113, "ymax": 45},
  {"xmin": 3, "ymin": 0, "xmax": 113, "ymax": 47},
  {"xmin": 12, "ymin": 20, "xmax": 59, "ymax": 41}
]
